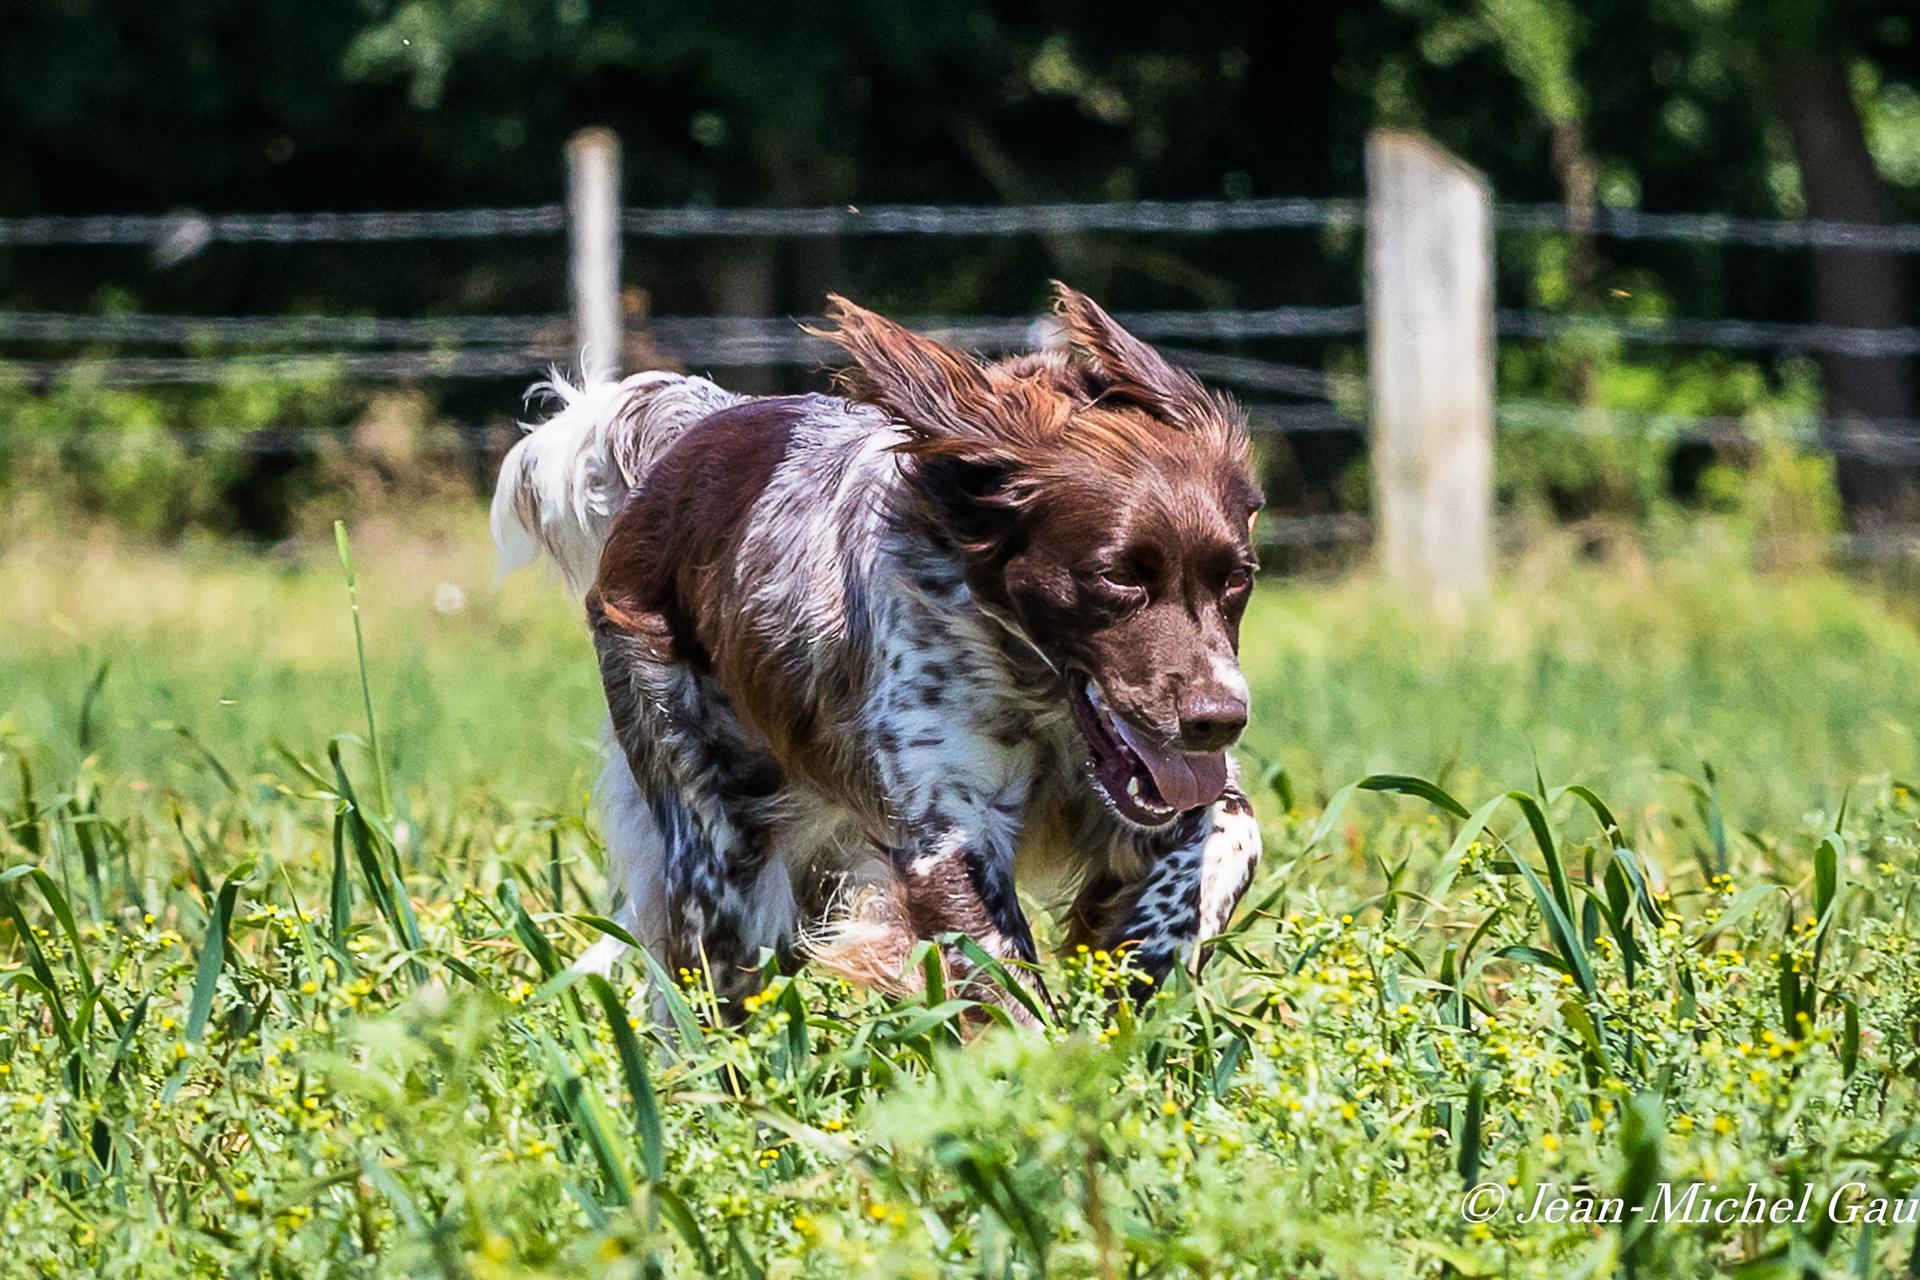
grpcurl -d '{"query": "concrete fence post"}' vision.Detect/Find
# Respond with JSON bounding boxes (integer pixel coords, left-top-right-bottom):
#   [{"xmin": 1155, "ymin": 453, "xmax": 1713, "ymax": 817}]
[
  {"xmin": 1365, "ymin": 128, "xmax": 1495, "ymax": 604},
  {"xmin": 567, "ymin": 128, "xmax": 623, "ymax": 379}
]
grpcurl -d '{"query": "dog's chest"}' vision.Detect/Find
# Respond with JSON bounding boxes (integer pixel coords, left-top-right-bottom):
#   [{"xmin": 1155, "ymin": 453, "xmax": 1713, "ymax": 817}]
[{"xmin": 859, "ymin": 561, "xmax": 1070, "ymax": 791}]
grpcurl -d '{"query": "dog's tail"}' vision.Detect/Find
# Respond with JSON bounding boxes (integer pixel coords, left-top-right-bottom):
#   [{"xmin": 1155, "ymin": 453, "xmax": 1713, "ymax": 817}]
[{"xmin": 490, "ymin": 369, "xmax": 746, "ymax": 594}]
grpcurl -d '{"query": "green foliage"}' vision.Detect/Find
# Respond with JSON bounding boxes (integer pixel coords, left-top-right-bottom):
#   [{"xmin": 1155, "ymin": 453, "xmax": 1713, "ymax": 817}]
[
  {"xmin": 0, "ymin": 374, "xmax": 373, "ymax": 542},
  {"xmin": 0, "ymin": 530, "xmax": 1917, "ymax": 1272},
  {"xmin": 2, "ymin": 712, "xmax": 1920, "ymax": 1274}
]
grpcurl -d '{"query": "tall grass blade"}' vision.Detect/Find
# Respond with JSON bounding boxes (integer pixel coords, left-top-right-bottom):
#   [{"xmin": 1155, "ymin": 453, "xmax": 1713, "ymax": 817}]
[
  {"xmin": 1425, "ymin": 791, "xmax": 1518, "ymax": 913},
  {"xmin": 1359, "ymin": 774, "xmax": 1473, "ymax": 820},
  {"xmin": 12, "ymin": 865, "xmax": 96, "ymax": 1000},
  {"xmin": 187, "ymin": 872, "xmax": 244, "ymax": 1043},
  {"xmin": 1303, "ymin": 780, "xmax": 1361, "ymax": 852},
  {"xmin": 329, "ymin": 809, "xmax": 353, "ymax": 951},
  {"xmin": 1619, "ymin": 1091, "xmax": 1663, "ymax": 1272},
  {"xmin": 107, "ymin": 993, "xmax": 149, "ymax": 1085},
  {"xmin": 333, "ymin": 521, "xmax": 392, "ymax": 817},
  {"xmin": 328, "ymin": 741, "xmax": 424, "ymax": 981},
  {"xmin": 1497, "ymin": 823, "xmax": 1599, "ymax": 997},
  {"xmin": 500, "ymin": 880, "xmax": 563, "ymax": 980},
  {"xmin": 637, "ymin": 948, "xmax": 706, "ymax": 1047},
  {"xmin": 1457, "ymin": 1074, "xmax": 1483, "ymax": 1184},
  {"xmin": 76, "ymin": 660, "xmax": 110, "ymax": 755},
  {"xmin": 1504, "ymin": 790, "xmax": 1573, "ymax": 921},
  {"xmin": 534, "ymin": 1030, "xmax": 635, "ymax": 1203},
  {"xmin": 160, "ymin": 724, "xmax": 241, "ymax": 797},
  {"xmin": 953, "ymin": 934, "xmax": 1051, "ymax": 1027},
  {"xmin": 586, "ymin": 974, "xmax": 665, "ymax": 1183},
  {"xmin": 0, "ymin": 869, "xmax": 73, "ymax": 1050}
]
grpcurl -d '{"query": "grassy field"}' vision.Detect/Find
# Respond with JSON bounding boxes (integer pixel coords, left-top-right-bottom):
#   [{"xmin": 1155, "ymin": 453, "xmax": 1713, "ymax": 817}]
[{"xmin": 3, "ymin": 520, "xmax": 1920, "ymax": 1276}]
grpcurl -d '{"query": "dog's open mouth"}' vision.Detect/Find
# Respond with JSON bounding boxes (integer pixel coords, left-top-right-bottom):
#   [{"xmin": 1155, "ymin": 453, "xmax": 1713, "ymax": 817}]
[{"xmin": 1067, "ymin": 671, "xmax": 1229, "ymax": 826}]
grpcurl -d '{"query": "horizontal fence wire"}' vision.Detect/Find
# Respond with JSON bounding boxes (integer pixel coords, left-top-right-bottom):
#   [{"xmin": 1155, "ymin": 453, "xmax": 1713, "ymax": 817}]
[
  {"xmin": 1495, "ymin": 400, "xmax": 1920, "ymax": 463},
  {"xmin": 1497, "ymin": 310, "xmax": 1920, "ymax": 358},
  {"xmin": 0, "ymin": 311, "xmax": 563, "ymax": 346},
  {"xmin": 5, "ymin": 197, "xmax": 1918, "ymax": 250},
  {"xmin": 1496, "ymin": 202, "xmax": 1920, "ymax": 251},
  {"xmin": 0, "ymin": 207, "xmax": 564, "ymax": 248},
  {"xmin": 0, "ymin": 308, "xmax": 1359, "ymax": 350},
  {"xmin": 0, "ymin": 309, "xmax": 1365, "ymax": 386},
  {"xmin": 10, "ymin": 303, "xmax": 1917, "ymax": 370},
  {"xmin": 621, "ymin": 198, "xmax": 1363, "ymax": 237},
  {"xmin": 6, "ymin": 424, "xmax": 493, "ymax": 455},
  {"xmin": 0, "ymin": 347, "xmax": 570, "ymax": 386}
]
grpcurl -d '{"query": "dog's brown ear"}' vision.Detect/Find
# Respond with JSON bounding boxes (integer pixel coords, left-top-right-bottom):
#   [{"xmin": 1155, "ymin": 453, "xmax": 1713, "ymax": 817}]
[
  {"xmin": 811, "ymin": 296, "xmax": 1007, "ymax": 444},
  {"xmin": 1051, "ymin": 281, "xmax": 1211, "ymax": 417}
]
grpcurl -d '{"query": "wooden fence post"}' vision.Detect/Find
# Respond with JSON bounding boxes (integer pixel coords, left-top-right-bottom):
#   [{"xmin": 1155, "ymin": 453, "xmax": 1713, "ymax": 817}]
[
  {"xmin": 567, "ymin": 128, "xmax": 623, "ymax": 380},
  {"xmin": 1365, "ymin": 129, "xmax": 1495, "ymax": 605}
]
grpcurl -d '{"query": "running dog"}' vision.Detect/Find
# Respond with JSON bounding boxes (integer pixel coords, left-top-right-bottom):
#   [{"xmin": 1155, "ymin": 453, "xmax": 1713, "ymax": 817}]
[{"xmin": 492, "ymin": 284, "xmax": 1262, "ymax": 1018}]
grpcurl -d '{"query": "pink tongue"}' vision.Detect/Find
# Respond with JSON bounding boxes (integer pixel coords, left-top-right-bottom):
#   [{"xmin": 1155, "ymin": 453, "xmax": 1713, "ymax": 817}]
[{"xmin": 1110, "ymin": 716, "xmax": 1230, "ymax": 813}]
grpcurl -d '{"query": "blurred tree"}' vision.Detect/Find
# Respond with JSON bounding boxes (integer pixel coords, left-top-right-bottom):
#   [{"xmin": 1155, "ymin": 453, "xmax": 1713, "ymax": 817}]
[
  {"xmin": 1, "ymin": 1, "xmax": 1918, "ymax": 534},
  {"xmin": 1752, "ymin": 0, "xmax": 1917, "ymax": 527},
  {"xmin": 1343, "ymin": 0, "xmax": 1920, "ymax": 528}
]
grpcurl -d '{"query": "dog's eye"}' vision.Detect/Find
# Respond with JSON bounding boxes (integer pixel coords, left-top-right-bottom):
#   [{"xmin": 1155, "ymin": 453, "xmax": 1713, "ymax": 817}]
[
  {"xmin": 1223, "ymin": 566, "xmax": 1253, "ymax": 594},
  {"xmin": 1099, "ymin": 567, "xmax": 1144, "ymax": 593}
]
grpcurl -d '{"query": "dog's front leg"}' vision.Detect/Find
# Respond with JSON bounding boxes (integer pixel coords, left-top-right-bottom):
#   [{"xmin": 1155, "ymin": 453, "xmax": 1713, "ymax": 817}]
[
  {"xmin": 1077, "ymin": 783, "xmax": 1263, "ymax": 991},
  {"xmin": 892, "ymin": 825, "xmax": 1048, "ymax": 1023}
]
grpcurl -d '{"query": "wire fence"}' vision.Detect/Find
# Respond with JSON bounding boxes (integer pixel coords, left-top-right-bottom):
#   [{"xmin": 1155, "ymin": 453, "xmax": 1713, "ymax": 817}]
[
  {"xmin": 6, "ymin": 195, "xmax": 1920, "ymax": 249},
  {"xmin": 5, "ymin": 192, "xmax": 1919, "ymax": 559}
]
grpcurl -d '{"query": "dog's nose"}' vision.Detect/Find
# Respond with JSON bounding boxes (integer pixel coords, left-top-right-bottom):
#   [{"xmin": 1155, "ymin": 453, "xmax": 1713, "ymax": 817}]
[{"xmin": 1177, "ymin": 688, "xmax": 1248, "ymax": 751}]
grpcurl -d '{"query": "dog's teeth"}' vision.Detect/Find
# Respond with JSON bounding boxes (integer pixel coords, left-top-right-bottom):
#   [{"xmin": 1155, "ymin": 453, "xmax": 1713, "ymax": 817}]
[{"xmin": 1126, "ymin": 777, "xmax": 1142, "ymax": 799}]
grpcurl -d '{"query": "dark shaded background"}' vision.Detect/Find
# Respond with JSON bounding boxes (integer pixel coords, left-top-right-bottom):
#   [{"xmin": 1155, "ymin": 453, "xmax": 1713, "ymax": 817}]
[{"xmin": 3, "ymin": 0, "xmax": 1918, "ymax": 534}]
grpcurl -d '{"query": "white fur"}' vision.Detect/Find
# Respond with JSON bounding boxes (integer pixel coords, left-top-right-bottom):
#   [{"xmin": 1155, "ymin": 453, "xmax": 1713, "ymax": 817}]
[{"xmin": 491, "ymin": 370, "xmax": 745, "ymax": 595}]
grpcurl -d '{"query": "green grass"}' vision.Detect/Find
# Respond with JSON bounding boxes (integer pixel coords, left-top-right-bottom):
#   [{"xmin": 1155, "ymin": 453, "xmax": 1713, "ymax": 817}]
[
  {"xmin": 3, "ymin": 521, "xmax": 1920, "ymax": 1275},
  {"xmin": 3, "ymin": 518, "xmax": 1916, "ymax": 824}
]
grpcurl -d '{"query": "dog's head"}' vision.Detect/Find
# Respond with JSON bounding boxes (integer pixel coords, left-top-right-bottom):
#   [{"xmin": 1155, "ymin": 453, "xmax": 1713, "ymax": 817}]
[{"xmin": 819, "ymin": 283, "xmax": 1261, "ymax": 827}]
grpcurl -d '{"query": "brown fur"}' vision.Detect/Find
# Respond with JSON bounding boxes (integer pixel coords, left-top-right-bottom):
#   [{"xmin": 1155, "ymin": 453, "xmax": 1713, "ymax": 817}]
[
  {"xmin": 813, "ymin": 284, "xmax": 1261, "ymax": 752},
  {"xmin": 591, "ymin": 398, "xmax": 797, "ymax": 661}
]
